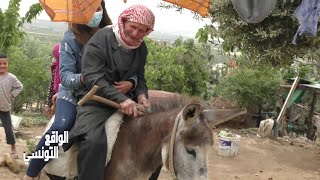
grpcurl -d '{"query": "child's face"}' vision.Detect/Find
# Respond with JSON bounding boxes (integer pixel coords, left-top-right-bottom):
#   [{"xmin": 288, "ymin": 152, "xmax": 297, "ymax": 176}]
[{"xmin": 0, "ymin": 58, "xmax": 8, "ymax": 75}]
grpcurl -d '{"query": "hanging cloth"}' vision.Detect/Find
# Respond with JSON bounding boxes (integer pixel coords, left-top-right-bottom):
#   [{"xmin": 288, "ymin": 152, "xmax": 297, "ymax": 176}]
[
  {"xmin": 232, "ymin": 0, "xmax": 277, "ymax": 23},
  {"xmin": 292, "ymin": 0, "xmax": 320, "ymax": 45}
]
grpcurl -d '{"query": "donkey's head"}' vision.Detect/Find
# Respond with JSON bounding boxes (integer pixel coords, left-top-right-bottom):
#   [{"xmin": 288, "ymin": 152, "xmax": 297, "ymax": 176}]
[
  {"xmin": 160, "ymin": 103, "xmax": 247, "ymax": 180},
  {"xmin": 161, "ymin": 103, "xmax": 212, "ymax": 180}
]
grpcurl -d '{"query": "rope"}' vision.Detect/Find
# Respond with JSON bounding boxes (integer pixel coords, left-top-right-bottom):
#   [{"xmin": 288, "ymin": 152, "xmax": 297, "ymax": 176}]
[{"xmin": 168, "ymin": 111, "xmax": 182, "ymax": 180}]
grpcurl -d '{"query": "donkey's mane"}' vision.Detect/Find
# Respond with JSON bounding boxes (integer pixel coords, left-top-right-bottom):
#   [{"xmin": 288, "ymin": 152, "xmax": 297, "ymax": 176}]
[{"xmin": 148, "ymin": 94, "xmax": 202, "ymax": 114}]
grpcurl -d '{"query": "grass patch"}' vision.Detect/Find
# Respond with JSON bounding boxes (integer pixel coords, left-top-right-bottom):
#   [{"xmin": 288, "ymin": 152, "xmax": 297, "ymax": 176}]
[
  {"xmin": 19, "ymin": 112, "xmax": 49, "ymax": 127},
  {"xmin": 25, "ymin": 139, "xmax": 37, "ymax": 154}
]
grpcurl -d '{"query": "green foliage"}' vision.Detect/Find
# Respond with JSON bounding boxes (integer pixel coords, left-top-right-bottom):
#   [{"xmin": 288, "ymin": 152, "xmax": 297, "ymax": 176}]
[
  {"xmin": 25, "ymin": 139, "xmax": 36, "ymax": 154},
  {"xmin": 0, "ymin": 0, "xmax": 23, "ymax": 52},
  {"xmin": 0, "ymin": 0, "xmax": 42, "ymax": 52},
  {"xmin": 198, "ymin": 0, "xmax": 320, "ymax": 66},
  {"xmin": 20, "ymin": 112, "xmax": 48, "ymax": 127},
  {"xmin": 281, "ymin": 62, "xmax": 319, "ymax": 82},
  {"xmin": 20, "ymin": 3, "xmax": 42, "ymax": 25},
  {"xmin": 145, "ymin": 38, "xmax": 210, "ymax": 98},
  {"xmin": 8, "ymin": 35, "xmax": 53, "ymax": 113},
  {"xmin": 215, "ymin": 65, "xmax": 282, "ymax": 110}
]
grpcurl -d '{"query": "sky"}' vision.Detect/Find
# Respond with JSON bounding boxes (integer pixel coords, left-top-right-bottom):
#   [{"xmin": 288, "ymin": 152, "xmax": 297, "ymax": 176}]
[{"xmin": 0, "ymin": 0, "xmax": 211, "ymax": 37}]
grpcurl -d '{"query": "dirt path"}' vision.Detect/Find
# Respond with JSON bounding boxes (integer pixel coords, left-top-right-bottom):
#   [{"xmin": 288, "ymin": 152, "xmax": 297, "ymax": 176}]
[
  {"xmin": 1, "ymin": 127, "xmax": 320, "ymax": 180},
  {"xmin": 159, "ymin": 131, "xmax": 320, "ymax": 180}
]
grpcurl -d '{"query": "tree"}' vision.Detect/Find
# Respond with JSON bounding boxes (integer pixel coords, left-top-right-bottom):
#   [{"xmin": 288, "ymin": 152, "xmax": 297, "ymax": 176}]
[
  {"xmin": 0, "ymin": 0, "xmax": 42, "ymax": 53},
  {"xmin": 197, "ymin": 0, "xmax": 320, "ymax": 66},
  {"xmin": 8, "ymin": 35, "xmax": 52, "ymax": 113},
  {"xmin": 145, "ymin": 38, "xmax": 210, "ymax": 98}
]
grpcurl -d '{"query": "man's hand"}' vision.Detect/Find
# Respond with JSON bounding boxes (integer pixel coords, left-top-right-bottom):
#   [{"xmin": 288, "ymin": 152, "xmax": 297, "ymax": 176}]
[
  {"xmin": 9, "ymin": 93, "xmax": 14, "ymax": 98},
  {"xmin": 120, "ymin": 99, "xmax": 139, "ymax": 117},
  {"xmin": 113, "ymin": 81, "xmax": 133, "ymax": 94},
  {"xmin": 137, "ymin": 94, "xmax": 150, "ymax": 112}
]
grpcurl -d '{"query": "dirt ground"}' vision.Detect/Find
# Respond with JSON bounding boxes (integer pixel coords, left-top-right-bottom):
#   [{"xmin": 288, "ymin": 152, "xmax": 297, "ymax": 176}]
[{"xmin": 0, "ymin": 127, "xmax": 320, "ymax": 180}]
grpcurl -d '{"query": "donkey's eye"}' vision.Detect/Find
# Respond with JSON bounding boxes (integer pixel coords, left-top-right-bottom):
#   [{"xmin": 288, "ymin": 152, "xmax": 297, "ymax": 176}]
[{"xmin": 185, "ymin": 148, "xmax": 196, "ymax": 158}]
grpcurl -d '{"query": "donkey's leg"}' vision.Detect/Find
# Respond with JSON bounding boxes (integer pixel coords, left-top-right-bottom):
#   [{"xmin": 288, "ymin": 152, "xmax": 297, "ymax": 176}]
[{"xmin": 77, "ymin": 123, "xmax": 107, "ymax": 180}]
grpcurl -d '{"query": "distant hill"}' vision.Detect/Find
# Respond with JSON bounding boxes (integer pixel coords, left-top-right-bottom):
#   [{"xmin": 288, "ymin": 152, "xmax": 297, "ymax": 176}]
[{"xmin": 23, "ymin": 19, "xmax": 191, "ymax": 42}]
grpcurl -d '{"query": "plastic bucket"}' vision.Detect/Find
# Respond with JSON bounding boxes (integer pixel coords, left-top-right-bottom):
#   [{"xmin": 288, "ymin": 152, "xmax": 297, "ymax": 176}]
[{"xmin": 218, "ymin": 135, "xmax": 241, "ymax": 157}]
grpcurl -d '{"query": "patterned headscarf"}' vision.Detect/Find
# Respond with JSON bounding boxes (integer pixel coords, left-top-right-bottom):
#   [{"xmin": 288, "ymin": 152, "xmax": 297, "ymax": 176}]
[{"xmin": 115, "ymin": 4, "xmax": 155, "ymax": 49}]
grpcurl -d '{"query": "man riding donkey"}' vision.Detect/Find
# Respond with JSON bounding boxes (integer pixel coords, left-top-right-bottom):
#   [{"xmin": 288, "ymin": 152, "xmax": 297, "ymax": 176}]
[
  {"xmin": 63, "ymin": 4, "xmax": 158, "ymax": 180},
  {"xmin": 26, "ymin": 3, "xmax": 245, "ymax": 180}
]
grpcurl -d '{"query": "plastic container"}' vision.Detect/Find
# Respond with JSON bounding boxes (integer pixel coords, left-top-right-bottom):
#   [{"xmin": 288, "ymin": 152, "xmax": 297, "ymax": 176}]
[
  {"xmin": 11, "ymin": 115, "xmax": 22, "ymax": 130},
  {"xmin": 218, "ymin": 135, "xmax": 241, "ymax": 157}
]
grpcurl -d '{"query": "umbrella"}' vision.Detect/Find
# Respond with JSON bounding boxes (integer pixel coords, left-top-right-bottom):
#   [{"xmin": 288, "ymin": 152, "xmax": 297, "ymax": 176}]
[
  {"xmin": 39, "ymin": 0, "xmax": 211, "ymax": 24},
  {"xmin": 39, "ymin": 0, "xmax": 102, "ymax": 24},
  {"xmin": 164, "ymin": 0, "xmax": 210, "ymax": 17}
]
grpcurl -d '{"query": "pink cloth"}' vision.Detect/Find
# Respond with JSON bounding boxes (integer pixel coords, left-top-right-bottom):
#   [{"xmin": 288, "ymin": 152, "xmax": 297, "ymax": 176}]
[
  {"xmin": 118, "ymin": 4, "xmax": 155, "ymax": 47},
  {"xmin": 52, "ymin": 43, "xmax": 60, "ymax": 93}
]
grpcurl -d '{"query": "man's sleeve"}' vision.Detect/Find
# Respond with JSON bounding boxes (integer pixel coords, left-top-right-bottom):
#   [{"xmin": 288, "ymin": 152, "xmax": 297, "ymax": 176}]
[{"xmin": 133, "ymin": 43, "xmax": 148, "ymax": 99}]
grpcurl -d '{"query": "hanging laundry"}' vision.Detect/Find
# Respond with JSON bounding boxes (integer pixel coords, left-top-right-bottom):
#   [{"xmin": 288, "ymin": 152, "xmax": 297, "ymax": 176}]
[
  {"xmin": 292, "ymin": 0, "xmax": 320, "ymax": 45},
  {"xmin": 232, "ymin": 0, "xmax": 277, "ymax": 23}
]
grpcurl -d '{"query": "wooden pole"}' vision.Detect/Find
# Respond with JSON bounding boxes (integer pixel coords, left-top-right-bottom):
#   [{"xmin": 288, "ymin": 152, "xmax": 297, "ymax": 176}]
[
  {"xmin": 307, "ymin": 92, "xmax": 317, "ymax": 140},
  {"xmin": 292, "ymin": 103, "xmax": 320, "ymax": 116},
  {"xmin": 274, "ymin": 77, "xmax": 300, "ymax": 137}
]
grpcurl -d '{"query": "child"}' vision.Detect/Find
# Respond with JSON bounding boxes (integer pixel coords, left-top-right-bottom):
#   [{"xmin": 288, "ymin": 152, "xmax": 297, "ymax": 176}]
[{"xmin": 0, "ymin": 53, "xmax": 23, "ymax": 158}]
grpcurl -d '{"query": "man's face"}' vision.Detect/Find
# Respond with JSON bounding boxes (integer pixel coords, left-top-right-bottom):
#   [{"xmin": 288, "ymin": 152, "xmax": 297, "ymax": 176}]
[
  {"xmin": 123, "ymin": 21, "xmax": 148, "ymax": 44},
  {"xmin": 0, "ymin": 58, "xmax": 8, "ymax": 75}
]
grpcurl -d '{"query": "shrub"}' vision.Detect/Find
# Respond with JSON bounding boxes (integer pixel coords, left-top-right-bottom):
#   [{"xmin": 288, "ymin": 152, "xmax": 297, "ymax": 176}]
[{"xmin": 215, "ymin": 65, "xmax": 282, "ymax": 112}]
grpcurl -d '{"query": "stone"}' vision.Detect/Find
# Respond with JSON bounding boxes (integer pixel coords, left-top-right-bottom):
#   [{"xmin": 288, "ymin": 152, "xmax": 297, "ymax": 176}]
[{"xmin": 4, "ymin": 153, "xmax": 20, "ymax": 174}]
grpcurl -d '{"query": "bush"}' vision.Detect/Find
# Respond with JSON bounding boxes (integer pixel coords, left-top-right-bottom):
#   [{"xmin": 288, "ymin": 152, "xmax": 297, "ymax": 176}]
[
  {"xmin": 145, "ymin": 38, "xmax": 210, "ymax": 98},
  {"xmin": 214, "ymin": 65, "xmax": 282, "ymax": 112}
]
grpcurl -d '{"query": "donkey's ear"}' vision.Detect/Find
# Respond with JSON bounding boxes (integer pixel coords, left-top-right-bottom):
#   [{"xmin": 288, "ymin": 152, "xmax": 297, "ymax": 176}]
[
  {"xmin": 161, "ymin": 144, "xmax": 169, "ymax": 172},
  {"xmin": 182, "ymin": 103, "xmax": 202, "ymax": 126},
  {"xmin": 203, "ymin": 109, "xmax": 247, "ymax": 127}
]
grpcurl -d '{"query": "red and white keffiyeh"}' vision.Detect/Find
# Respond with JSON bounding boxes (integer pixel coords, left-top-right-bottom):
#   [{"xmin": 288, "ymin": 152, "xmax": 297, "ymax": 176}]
[{"xmin": 113, "ymin": 4, "xmax": 155, "ymax": 49}]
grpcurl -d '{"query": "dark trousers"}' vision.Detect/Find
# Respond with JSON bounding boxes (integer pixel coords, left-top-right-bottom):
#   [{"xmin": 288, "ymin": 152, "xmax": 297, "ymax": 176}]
[
  {"xmin": 77, "ymin": 123, "xmax": 161, "ymax": 180},
  {"xmin": 77, "ymin": 122, "xmax": 107, "ymax": 180},
  {"xmin": 149, "ymin": 165, "xmax": 162, "ymax": 180},
  {"xmin": 0, "ymin": 111, "xmax": 15, "ymax": 144},
  {"xmin": 26, "ymin": 99, "xmax": 77, "ymax": 177}
]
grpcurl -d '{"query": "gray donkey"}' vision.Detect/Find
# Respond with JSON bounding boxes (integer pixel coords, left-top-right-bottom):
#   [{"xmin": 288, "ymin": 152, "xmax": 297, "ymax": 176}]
[{"xmin": 42, "ymin": 91, "xmax": 246, "ymax": 180}]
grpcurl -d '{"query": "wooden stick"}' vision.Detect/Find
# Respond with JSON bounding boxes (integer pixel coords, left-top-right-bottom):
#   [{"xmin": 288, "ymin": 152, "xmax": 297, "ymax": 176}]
[
  {"xmin": 276, "ymin": 76, "xmax": 300, "ymax": 123},
  {"xmin": 274, "ymin": 77, "xmax": 300, "ymax": 138},
  {"xmin": 91, "ymin": 95, "xmax": 121, "ymax": 109},
  {"xmin": 77, "ymin": 85, "xmax": 121, "ymax": 109},
  {"xmin": 293, "ymin": 103, "xmax": 320, "ymax": 115}
]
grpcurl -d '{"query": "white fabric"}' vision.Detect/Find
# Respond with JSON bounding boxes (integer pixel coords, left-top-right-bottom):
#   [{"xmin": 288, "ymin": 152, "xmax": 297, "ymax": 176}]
[
  {"xmin": 258, "ymin": 118, "xmax": 274, "ymax": 137},
  {"xmin": 113, "ymin": 24, "xmax": 140, "ymax": 50},
  {"xmin": 105, "ymin": 111, "xmax": 124, "ymax": 165}
]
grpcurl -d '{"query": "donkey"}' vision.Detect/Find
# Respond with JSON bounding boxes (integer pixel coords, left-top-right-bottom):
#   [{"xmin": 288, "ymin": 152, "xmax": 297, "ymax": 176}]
[{"xmin": 42, "ymin": 91, "xmax": 246, "ymax": 180}]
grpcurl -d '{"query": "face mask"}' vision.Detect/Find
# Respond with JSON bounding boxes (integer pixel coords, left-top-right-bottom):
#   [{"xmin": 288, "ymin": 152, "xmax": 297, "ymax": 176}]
[{"xmin": 87, "ymin": 11, "xmax": 103, "ymax": 28}]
